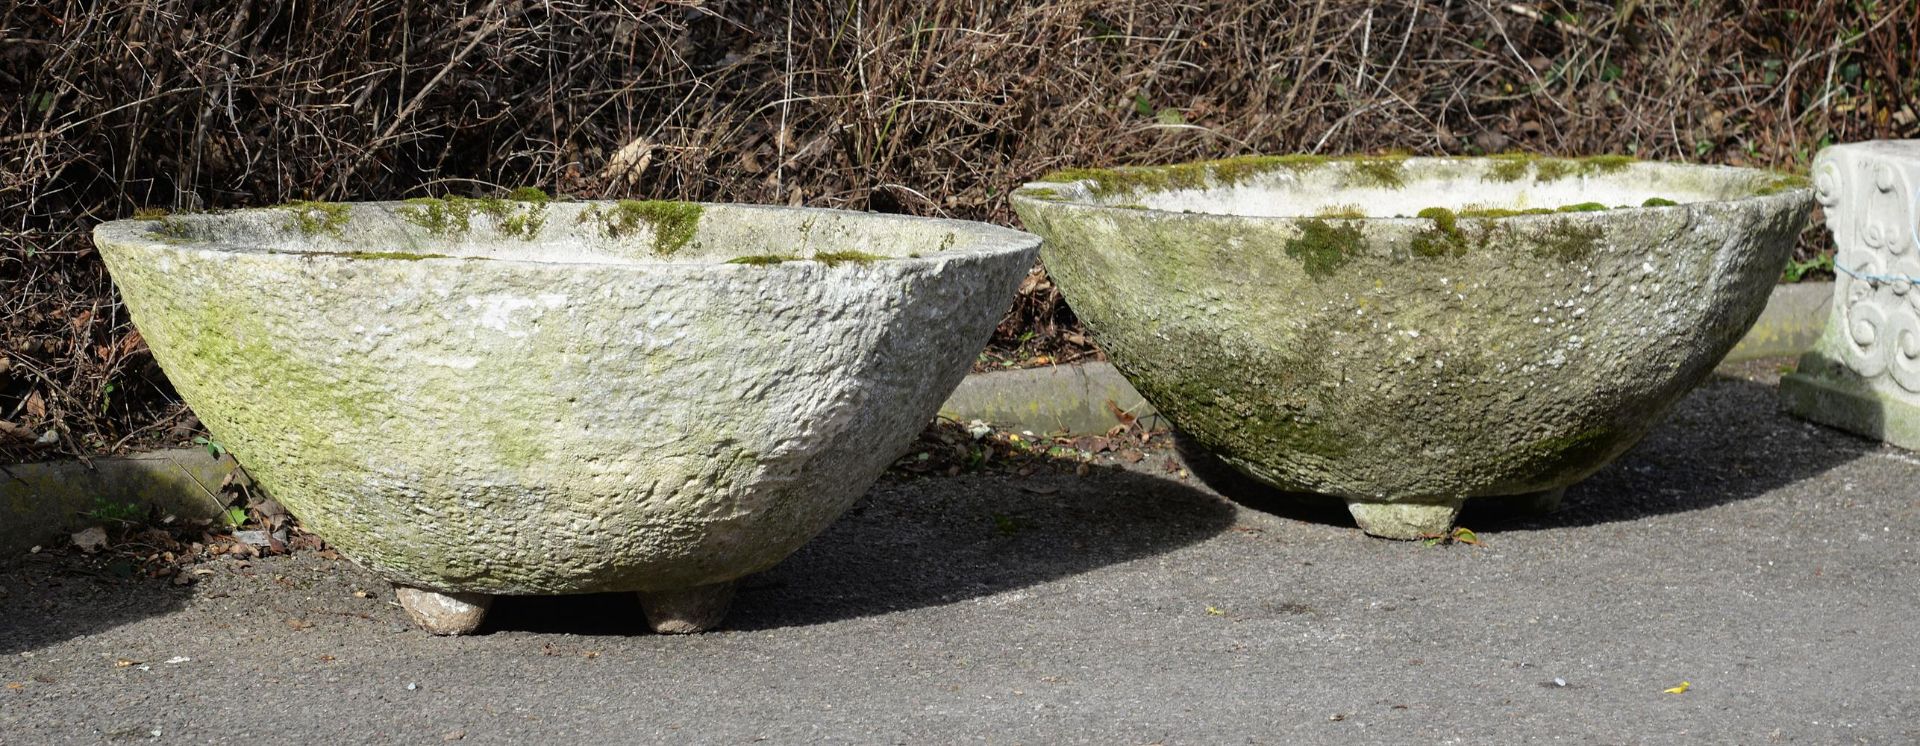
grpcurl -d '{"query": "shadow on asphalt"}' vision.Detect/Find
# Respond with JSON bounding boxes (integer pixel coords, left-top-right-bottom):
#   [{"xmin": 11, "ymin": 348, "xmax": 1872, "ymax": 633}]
[
  {"xmin": 0, "ymin": 554, "xmax": 191, "ymax": 655},
  {"xmin": 484, "ymin": 461, "xmax": 1238, "ymax": 634},
  {"xmin": 1180, "ymin": 376, "xmax": 1880, "ymax": 535}
]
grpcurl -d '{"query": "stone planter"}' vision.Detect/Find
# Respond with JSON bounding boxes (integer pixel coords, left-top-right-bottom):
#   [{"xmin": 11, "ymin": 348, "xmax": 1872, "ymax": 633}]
[
  {"xmin": 1013, "ymin": 155, "xmax": 1810, "ymax": 539},
  {"xmin": 94, "ymin": 198, "xmax": 1037, "ymax": 633}
]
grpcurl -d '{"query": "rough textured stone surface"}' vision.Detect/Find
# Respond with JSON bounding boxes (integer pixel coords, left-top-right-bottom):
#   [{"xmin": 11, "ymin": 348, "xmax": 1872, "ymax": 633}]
[
  {"xmin": 1014, "ymin": 155, "xmax": 1808, "ymax": 537},
  {"xmin": 93, "ymin": 201, "xmax": 1037, "ymax": 598},
  {"xmin": 1782, "ymin": 140, "xmax": 1920, "ymax": 450},
  {"xmin": 395, "ymin": 586, "xmax": 493, "ymax": 635}
]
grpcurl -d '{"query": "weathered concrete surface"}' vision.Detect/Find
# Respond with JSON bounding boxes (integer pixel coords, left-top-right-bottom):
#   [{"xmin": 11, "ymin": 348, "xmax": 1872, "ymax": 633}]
[
  {"xmin": 1783, "ymin": 140, "xmax": 1920, "ymax": 450},
  {"xmin": 942, "ymin": 276, "xmax": 1827, "ymax": 437},
  {"xmin": 0, "ymin": 280, "xmax": 1833, "ymax": 558},
  {"xmin": 1723, "ymin": 281, "xmax": 1830, "ymax": 362},
  {"xmin": 939, "ymin": 361, "xmax": 1158, "ymax": 434},
  {"xmin": 93, "ymin": 202, "xmax": 1038, "ymax": 604},
  {"xmin": 3, "ymin": 367, "xmax": 1915, "ymax": 743},
  {"xmin": 1015, "ymin": 155, "xmax": 1810, "ymax": 537},
  {"xmin": 0, "ymin": 449, "xmax": 234, "ymax": 554}
]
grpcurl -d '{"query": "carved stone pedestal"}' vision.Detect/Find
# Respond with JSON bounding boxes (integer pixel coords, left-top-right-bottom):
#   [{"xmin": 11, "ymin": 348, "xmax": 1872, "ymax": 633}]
[{"xmin": 1782, "ymin": 140, "xmax": 1920, "ymax": 449}]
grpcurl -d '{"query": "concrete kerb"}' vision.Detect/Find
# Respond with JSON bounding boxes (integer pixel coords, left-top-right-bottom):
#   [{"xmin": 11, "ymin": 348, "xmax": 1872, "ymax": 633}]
[
  {"xmin": 1, "ymin": 449, "xmax": 238, "ymax": 555},
  {"xmin": 0, "ymin": 281, "xmax": 1833, "ymax": 554}
]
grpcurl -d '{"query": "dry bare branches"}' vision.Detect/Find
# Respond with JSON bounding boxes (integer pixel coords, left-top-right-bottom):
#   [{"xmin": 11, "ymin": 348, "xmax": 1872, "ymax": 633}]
[{"xmin": 1, "ymin": 0, "xmax": 1915, "ymax": 460}]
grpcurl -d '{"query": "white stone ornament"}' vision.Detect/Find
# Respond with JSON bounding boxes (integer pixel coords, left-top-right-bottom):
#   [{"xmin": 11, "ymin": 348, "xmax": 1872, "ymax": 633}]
[
  {"xmin": 94, "ymin": 200, "xmax": 1038, "ymax": 634},
  {"xmin": 1784, "ymin": 140, "xmax": 1920, "ymax": 448}
]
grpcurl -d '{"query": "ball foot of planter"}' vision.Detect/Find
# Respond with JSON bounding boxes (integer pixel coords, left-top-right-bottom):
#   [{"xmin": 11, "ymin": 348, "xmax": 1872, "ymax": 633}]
[
  {"xmin": 1344, "ymin": 500, "xmax": 1464, "ymax": 540},
  {"xmin": 637, "ymin": 581, "xmax": 737, "ymax": 635},
  {"xmin": 1014, "ymin": 155, "xmax": 1810, "ymax": 537},
  {"xmin": 94, "ymin": 199, "xmax": 1038, "ymax": 628},
  {"xmin": 1505, "ymin": 487, "xmax": 1567, "ymax": 515},
  {"xmin": 395, "ymin": 586, "xmax": 493, "ymax": 636}
]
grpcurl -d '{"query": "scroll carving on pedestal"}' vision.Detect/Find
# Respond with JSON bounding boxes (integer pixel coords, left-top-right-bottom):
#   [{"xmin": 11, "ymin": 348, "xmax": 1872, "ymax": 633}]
[{"xmin": 1783, "ymin": 140, "xmax": 1920, "ymax": 449}]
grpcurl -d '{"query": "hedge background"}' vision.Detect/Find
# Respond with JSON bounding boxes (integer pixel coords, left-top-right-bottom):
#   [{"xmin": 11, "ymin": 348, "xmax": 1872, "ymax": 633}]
[{"xmin": 3, "ymin": 0, "xmax": 1916, "ymax": 460}]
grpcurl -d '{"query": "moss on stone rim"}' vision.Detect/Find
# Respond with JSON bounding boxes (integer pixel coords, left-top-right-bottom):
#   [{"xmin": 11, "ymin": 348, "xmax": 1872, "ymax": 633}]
[
  {"xmin": 726, "ymin": 254, "xmax": 797, "ymax": 266},
  {"xmin": 1283, "ymin": 218, "xmax": 1364, "ymax": 278},
  {"xmin": 280, "ymin": 200, "xmax": 352, "ymax": 237},
  {"xmin": 1531, "ymin": 220, "xmax": 1606, "ymax": 262},
  {"xmin": 397, "ymin": 189, "xmax": 552, "ymax": 240},
  {"xmin": 1479, "ymin": 154, "xmax": 1637, "ymax": 183},
  {"xmin": 1037, "ymin": 154, "xmax": 1397, "ymax": 197},
  {"xmin": 812, "ymin": 250, "xmax": 886, "ymax": 266},
  {"xmin": 586, "ymin": 200, "xmax": 704, "ymax": 256},
  {"xmin": 1411, "ymin": 207, "xmax": 1468, "ymax": 258}
]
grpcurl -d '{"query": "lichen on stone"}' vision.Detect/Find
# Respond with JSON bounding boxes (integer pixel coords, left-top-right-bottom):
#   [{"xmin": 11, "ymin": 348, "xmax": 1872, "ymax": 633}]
[{"xmin": 1283, "ymin": 218, "xmax": 1364, "ymax": 278}]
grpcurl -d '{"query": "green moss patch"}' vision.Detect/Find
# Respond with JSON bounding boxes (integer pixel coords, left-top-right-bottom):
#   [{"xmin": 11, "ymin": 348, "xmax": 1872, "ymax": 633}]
[
  {"xmin": 280, "ymin": 200, "xmax": 351, "ymax": 237},
  {"xmin": 1531, "ymin": 220, "xmax": 1606, "ymax": 262},
  {"xmin": 1283, "ymin": 219, "xmax": 1364, "ymax": 278},
  {"xmin": 1345, "ymin": 154, "xmax": 1408, "ymax": 189},
  {"xmin": 1314, "ymin": 204, "xmax": 1366, "ymax": 218},
  {"xmin": 727, "ymin": 254, "xmax": 797, "ymax": 266},
  {"xmin": 813, "ymin": 250, "xmax": 886, "ymax": 266},
  {"xmin": 1641, "ymin": 197, "xmax": 1680, "ymax": 207},
  {"xmin": 1755, "ymin": 172, "xmax": 1811, "ymax": 196},
  {"xmin": 401, "ymin": 190, "xmax": 551, "ymax": 241},
  {"xmin": 1411, "ymin": 207, "xmax": 1467, "ymax": 258},
  {"xmin": 304, "ymin": 250, "xmax": 453, "ymax": 261},
  {"xmin": 586, "ymin": 200, "xmax": 703, "ymax": 256},
  {"xmin": 1038, "ymin": 154, "xmax": 1380, "ymax": 198},
  {"xmin": 1479, "ymin": 154, "xmax": 1637, "ymax": 183}
]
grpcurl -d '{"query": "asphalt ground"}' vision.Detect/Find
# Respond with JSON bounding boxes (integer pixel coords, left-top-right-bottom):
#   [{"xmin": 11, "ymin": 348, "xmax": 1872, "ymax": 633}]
[{"xmin": 3, "ymin": 360, "xmax": 1916, "ymax": 744}]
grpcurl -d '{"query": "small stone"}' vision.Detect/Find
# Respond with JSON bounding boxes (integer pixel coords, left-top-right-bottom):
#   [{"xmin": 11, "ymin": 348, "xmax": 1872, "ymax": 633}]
[
  {"xmin": 232, "ymin": 530, "xmax": 271, "ymax": 547},
  {"xmin": 71, "ymin": 527, "xmax": 108, "ymax": 553},
  {"xmin": 1553, "ymin": 677, "xmax": 1568, "ymax": 687},
  {"xmin": 406, "ymin": 682, "xmax": 418, "ymax": 691}
]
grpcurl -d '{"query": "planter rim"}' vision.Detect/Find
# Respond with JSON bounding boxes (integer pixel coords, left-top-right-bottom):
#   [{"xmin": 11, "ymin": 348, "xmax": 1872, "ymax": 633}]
[
  {"xmin": 94, "ymin": 201, "xmax": 1040, "ymax": 272},
  {"xmin": 1013, "ymin": 154, "xmax": 1811, "ymax": 221}
]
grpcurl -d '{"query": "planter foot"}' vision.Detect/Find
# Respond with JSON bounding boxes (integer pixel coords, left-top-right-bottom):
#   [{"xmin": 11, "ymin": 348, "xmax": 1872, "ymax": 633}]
[
  {"xmin": 394, "ymin": 586, "xmax": 493, "ymax": 636},
  {"xmin": 637, "ymin": 581, "xmax": 737, "ymax": 634},
  {"xmin": 1508, "ymin": 487, "xmax": 1566, "ymax": 515},
  {"xmin": 1346, "ymin": 499, "xmax": 1464, "ymax": 540}
]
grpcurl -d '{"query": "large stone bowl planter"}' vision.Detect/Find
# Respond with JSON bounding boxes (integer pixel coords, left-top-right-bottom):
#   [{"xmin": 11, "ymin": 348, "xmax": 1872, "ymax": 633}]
[
  {"xmin": 1013, "ymin": 155, "xmax": 1810, "ymax": 539},
  {"xmin": 94, "ymin": 198, "xmax": 1037, "ymax": 633}
]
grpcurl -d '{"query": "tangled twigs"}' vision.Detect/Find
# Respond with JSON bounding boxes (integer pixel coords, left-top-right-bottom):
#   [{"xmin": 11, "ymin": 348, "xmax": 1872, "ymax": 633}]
[{"xmin": 2, "ymin": 0, "xmax": 1915, "ymax": 460}]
